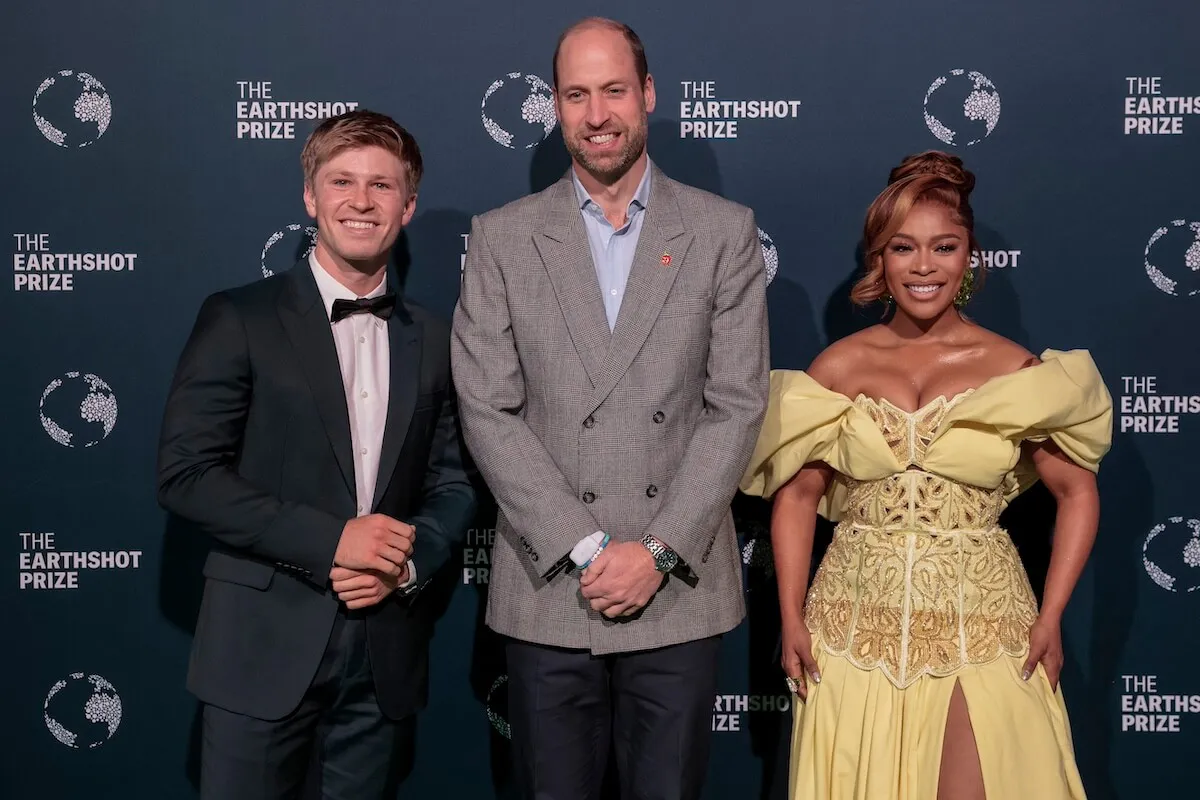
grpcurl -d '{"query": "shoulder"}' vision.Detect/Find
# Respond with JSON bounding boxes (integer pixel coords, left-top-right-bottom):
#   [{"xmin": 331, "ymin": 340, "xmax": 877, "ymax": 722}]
[
  {"xmin": 664, "ymin": 173, "xmax": 753, "ymax": 224},
  {"xmin": 195, "ymin": 270, "xmax": 291, "ymax": 319},
  {"xmin": 475, "ymin": 180, "xmax": 563, "ymax": 229},
  {"xmin": 971, "ymin": 327, "xmax": 1039, "ymax": 374},
  {"xmin": 807, "ymin": 327, "xmax": 883, "ymax": 390}
]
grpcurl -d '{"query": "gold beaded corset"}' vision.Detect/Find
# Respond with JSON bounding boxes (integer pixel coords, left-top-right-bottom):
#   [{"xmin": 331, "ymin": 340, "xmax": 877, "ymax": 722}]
[
  {"xmin": 805, "ymin": 393, "xmax": 1037, "ymax": 688},
  {"xmin": 739, "ymin": 349, "xmax": 1114, "ymax": 690}
]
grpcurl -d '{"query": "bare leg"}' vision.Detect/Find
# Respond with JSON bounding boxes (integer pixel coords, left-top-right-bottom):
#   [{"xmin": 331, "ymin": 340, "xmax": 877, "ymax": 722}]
[{"xmin": 937, "ymin": 680, "xmax": 986, "ymax": 800}]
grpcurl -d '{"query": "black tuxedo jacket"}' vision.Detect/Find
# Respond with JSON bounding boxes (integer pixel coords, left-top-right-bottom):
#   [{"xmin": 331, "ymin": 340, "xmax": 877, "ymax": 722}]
[{"xmin": 157, "ymin": 261, "xmax": 474, "ymax": 720}]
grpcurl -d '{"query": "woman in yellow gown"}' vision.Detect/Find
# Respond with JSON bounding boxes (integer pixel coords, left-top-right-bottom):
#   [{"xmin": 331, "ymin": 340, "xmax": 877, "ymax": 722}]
[{"xmin": 740, "ymin": 152, "xmax": 1112, "ymax": 799}]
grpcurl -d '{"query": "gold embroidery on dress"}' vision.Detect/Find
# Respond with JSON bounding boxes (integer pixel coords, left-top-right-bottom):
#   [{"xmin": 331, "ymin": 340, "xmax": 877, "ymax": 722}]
[{"xmin": 806, "ymin": 393, "xmax": 1038, "ymax": 688}]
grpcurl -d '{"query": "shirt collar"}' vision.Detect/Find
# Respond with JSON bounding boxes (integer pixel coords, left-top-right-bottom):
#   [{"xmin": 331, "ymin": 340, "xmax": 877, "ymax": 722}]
[
  {"xmin": 308, "ymin": 251, "xmax": 388, "ymax": 322},
  {"xmin": 571, "ymin": 159, "xmax": 653, "ymax": 216}
]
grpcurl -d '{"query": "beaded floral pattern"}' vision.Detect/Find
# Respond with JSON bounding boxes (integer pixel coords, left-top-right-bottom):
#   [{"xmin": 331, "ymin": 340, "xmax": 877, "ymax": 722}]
[{"xmin": 805, "ymin": 393, "xmax": 1038, "ymax": 688}]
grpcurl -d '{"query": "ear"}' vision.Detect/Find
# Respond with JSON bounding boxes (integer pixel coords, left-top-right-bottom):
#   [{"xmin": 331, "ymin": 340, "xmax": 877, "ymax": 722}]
[
  {"xmin": 553, "ymin": 88, "xmax": 565, "ymax": 125},
  {"xmin": 643, "ymin": 73, "xmax": 656, "ymax": 114},
  {"xmin": 303, "ymin": 182, "xmax": 317, "ymax": 219},
  {"xmin": 401, "ymin": 193, "xmax": 418, "ymax": 227}
]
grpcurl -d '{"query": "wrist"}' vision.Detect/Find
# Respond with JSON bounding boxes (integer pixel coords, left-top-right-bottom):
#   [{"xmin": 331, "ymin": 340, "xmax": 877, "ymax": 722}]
[
  {"xmin": 640, "ymin": 533, "xmax": 679, "ymax": 573},
  {"xmin": 1035, "ymin": 611, "xmax": 1063, "ymax": 627},
  {"xmin": 782, "ymin": 607, "xmax": 807, "ymax": 627}
]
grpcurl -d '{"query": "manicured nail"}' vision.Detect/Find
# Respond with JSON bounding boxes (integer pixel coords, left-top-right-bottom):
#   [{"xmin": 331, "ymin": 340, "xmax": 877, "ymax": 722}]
[
  {"xmin": 1022, "ymin": 670, "xmax": 1031, "ymax": 681},
  {"xmin": 812, "ymin": 672, "xmax": 821, "ymax": 684}
]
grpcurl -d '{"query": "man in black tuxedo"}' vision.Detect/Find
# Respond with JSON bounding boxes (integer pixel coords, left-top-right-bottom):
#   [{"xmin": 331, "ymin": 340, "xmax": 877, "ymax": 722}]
[{"xmin": 157, "ymin": 110, "xmax": 474, "ymax": 799}]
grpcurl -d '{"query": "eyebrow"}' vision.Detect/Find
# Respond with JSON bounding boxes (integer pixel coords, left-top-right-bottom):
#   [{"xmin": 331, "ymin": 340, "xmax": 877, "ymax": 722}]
[
  {"xmin": 559, "ymin": 80, "xmax": 630, "ymax": 93},
  {"xmin": 891, "ymin": 232, "xmax": 962, "ymax": 241},
  {"xmin": 327, "ymin": 171, "xmax": 398, "ymax": 182}
]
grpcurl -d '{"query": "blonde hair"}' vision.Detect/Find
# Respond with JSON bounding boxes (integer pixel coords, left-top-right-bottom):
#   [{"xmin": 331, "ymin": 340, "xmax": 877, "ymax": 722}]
[{"xmin": 300, "ymin": 109, "xmax": 423, "ymax": 193}]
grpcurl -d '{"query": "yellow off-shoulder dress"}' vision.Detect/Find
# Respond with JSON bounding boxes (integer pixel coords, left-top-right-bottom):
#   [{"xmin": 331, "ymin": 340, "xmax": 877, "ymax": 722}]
[{"xmin": 740, "ymin": 349, "xmax": 1113, "ymax": 799}]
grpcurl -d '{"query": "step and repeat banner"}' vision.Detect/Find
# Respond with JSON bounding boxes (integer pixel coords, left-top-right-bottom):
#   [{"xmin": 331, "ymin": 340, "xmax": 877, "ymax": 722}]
[{"xmin": 2, "ymin": 0, "xmax": 1198, "ymax": 797}]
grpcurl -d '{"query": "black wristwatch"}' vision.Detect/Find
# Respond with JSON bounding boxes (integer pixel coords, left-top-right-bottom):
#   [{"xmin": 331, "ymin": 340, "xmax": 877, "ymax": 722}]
[{"xmin": 640, "ymin": 533, "xmax": 679, "ymax": 574}]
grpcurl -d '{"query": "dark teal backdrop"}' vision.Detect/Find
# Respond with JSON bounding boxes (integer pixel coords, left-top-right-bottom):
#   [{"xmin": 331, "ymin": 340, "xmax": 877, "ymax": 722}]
[{"xmin": 3, "ymin": 0, "xmax": 1198, "ymax": 797}]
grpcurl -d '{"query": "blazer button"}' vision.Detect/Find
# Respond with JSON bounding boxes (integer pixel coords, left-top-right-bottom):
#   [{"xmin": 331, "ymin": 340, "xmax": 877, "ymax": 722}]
[
  {"xmin": 582, "ymin": 491, "xmax": 596, "ymax": 504},
  {"xmin": 652, "ymin": 411, "xmax": 665, "ymax": 423},
  {"xmin": 646, "ymin": 485, "xmax": 658, "ymax": 498},
  {"xmin": 583, "ymin": 415, "xmax": 595, "ymax": 428}
]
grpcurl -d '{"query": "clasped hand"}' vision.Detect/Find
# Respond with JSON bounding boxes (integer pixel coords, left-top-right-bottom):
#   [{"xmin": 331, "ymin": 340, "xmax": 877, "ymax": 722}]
[
  {"xmin": 579, "ymin": 541, "xmax": 663, "ymax": 618},
  {"xmin": 330, "ymin": 514, "xmax": 415, "ymax": 609}
]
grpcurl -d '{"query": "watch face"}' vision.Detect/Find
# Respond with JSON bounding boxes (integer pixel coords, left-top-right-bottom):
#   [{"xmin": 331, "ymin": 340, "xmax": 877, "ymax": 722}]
[{"xmin": 657, "ymin": 551, "xmax": 679, "ymax": 572}]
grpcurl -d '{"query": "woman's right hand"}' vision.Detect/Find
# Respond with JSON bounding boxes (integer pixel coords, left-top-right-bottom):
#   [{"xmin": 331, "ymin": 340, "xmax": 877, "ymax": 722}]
[{"xmin": 781, "ymin": 616, "xmax": 821, "ymax": 701}]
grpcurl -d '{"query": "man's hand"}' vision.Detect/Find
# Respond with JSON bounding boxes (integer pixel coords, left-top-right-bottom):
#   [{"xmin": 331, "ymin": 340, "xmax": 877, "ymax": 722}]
[
  {"xmin": 333, "ymin": 514, "xmax": 414, "ymax": 577},
  {"xmin": 329, "ymin": 564, "xmax": 407, "ymax": 609},
  {"xmin": 579, "ymin": 541, "xmax": 664, "ymax": 618}
]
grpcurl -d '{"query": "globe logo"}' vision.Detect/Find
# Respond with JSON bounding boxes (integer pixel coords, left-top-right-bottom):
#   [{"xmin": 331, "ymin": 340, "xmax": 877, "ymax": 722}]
[
  {"xmin": 39, "ymin": 372, "xmax": 118, "ymax": 448},
  {"xmin": 44, "ymin": 673, "xmax": 123, "ymax": 749},
  {"xmin": 1143, "ymin": 516, "xmax": 1200, "ymax": 593},
  {"xmin": 758, "ymin": 227, "xmax": 779, "ymax": 287},
  {"xmin": 736, "ymin": 515, "xmax": 774, "ymax": 577},
  {"xmin": 481, "ymin": 73, "xmax": 557, "ymax": 150},
  {"xmin": 1144, "ymin": 220, "xmax": 1200, "ymax": 297},
  {"xmin": 485, "ymin": 674, "xmax": 511, "ymax": 739},
  {"xmin": 923, "ymin": 70, "xmax": 1002, "ymax": 147},
  {"xmin": 261, "ymin": 224, "xmax": 318, "ymax": 278},
  {"xmin": 33, "ymin": 70, "xmax": 112, "ymax": 148}
]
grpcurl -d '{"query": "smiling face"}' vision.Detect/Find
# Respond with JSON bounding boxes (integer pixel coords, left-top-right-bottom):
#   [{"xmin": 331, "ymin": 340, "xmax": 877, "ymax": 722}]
[
  {"xmin": 882, "ymin": 202, "xmax": 970, "ymax": 321},
  {"xmin": 302, "ymin": 145, "xmax": 416, "ymax": 274},
  {"xmin": 554, "ymin": 24, "xmax": 655, "ymax": 183}
]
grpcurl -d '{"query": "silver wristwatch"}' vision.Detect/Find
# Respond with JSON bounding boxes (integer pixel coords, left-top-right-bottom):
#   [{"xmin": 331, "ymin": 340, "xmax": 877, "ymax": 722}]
[{"xmin": 640, "ymin": 533, "xmax": 679, "ymax": 573}]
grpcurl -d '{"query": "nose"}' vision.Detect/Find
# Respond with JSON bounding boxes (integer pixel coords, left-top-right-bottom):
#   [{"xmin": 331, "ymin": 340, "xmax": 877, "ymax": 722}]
[
  {"xmin": 913, "ymin": 251, "xmax": 935, "ymax": 275},
  {"xmin": 349, "ymin": 182, "xmax": 372, "ymax": 210},
  {"xmin": 585, "ymin": 94, "xmax": 609, "ymax": 129}
]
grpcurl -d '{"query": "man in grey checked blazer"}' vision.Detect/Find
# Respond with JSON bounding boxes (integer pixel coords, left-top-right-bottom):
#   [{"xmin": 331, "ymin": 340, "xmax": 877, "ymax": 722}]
[{"xmin": 451, "ymin": 17, "xmax": 768, "ymax": 800}]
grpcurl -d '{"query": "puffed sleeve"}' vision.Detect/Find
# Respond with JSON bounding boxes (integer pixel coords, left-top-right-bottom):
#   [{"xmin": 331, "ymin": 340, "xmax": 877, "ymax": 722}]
[{"xmin": 740, "ymin": 370, "xmax": 899, "ymax": 517}]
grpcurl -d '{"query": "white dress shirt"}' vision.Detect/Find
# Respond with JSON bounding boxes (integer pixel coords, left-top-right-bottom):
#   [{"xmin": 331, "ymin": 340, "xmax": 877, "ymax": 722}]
[{"xmin": 309, "ymin": 252, "xmax": 415, "ymax": 588}]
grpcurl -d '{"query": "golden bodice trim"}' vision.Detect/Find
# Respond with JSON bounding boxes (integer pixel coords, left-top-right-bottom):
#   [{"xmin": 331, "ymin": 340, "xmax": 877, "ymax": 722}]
[
  {"xmin": 852, "ymin": 390, "xmax": 972, "ymax": 468},
  {"xmin": 805, "ymin": 394, "xmax": 1038, "ymax": 688}
]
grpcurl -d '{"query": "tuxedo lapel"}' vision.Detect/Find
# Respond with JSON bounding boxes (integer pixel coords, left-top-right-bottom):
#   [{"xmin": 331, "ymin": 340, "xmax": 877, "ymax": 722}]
[
  {"xmin": 588, "ymin": 167, "xmax": 693, "ymax": 409},
  {"xmin": 277, "ymin": 264, "xmax": 356, "ymax": 500},
  {"xmin": 533, "ymin": 176, "xmax": 611, "ymax": 387},
  {"xmin": 372, "ymin": 297, "xmax": 421, "ymax": 511}
]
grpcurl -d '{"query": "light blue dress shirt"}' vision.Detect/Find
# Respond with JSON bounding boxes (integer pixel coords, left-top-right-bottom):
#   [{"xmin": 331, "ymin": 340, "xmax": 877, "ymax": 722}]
[{"xmin": 571, "ymin": 162, "xmax": 653, "ymax": 331}]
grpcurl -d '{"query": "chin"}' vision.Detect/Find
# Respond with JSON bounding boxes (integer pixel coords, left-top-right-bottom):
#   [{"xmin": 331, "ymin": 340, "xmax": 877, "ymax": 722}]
[{"xmin": 896, "ymin": 305, "xmax": 953, "ymax": 321}]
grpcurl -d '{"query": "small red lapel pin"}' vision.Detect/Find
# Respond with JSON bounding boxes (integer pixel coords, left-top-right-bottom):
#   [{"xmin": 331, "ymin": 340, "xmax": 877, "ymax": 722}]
[{"xmin": 661, "ymin": 252, "xmax": 672, "ymax": 266}]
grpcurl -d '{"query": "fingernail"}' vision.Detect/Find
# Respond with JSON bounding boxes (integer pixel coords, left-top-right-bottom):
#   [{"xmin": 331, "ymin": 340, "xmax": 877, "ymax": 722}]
[
  {"xmin": 812, "ymin": 672, "xmax": 821, "ymax": 684},
  {"xmin": 1022, "ymin": 670, "xmax": 1031, "ymax": 681}
]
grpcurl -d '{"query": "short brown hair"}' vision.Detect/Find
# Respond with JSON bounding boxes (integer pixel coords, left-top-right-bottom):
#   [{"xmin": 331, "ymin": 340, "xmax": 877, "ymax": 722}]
[
  {"xmin": 553, "ymin": 17, "xmax": 649, "ymax": 89},
  {"xmin": 851, "ymin": 151, "xmax": 983, "ymax": 306},
  {"xmin": 300, "ymin": 109, "xmax": 423, "ymax": 194}
]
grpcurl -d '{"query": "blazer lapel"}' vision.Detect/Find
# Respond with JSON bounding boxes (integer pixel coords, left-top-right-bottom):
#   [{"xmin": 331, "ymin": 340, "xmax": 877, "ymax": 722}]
[
  {"xmin": 372, "ymin": 295, "xmax": 421, "ymax": 511},
  {"xmin": 533, "ymin": 175, "xmax": 611, "ymax": 387},
  {"xmin": 277, "ymin": 264, "xmax": 356, "ymax": 501},
  {"xmin": 588, "ymin": 167, "xmax": 693, "ymax": 409}
]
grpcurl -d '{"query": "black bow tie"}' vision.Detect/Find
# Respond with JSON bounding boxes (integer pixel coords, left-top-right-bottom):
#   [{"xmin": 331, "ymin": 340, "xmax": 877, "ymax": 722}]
[{"xmin": 330, "ymin": 293, "xmax": 396, "ymax": 323}]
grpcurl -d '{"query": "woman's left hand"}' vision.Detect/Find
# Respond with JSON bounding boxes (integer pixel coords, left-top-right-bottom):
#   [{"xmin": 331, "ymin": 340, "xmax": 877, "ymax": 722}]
[{"xmin": 1023, "ymin": 616, "xmax": 1064, "ymax": 691}]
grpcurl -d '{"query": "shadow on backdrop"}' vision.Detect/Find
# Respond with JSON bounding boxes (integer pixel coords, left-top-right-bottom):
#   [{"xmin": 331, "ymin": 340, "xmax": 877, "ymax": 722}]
[
  {"xmin": 401, "ymin": 209, "xmax": 473, "ymax": 320},
  {"xmin": 157, "ymin": 512, "xmax": 209, "ymax": 790},
  {"xmin": 1062, "ymin": 439, "xmax": 1148, "ymax": 800},
  {"xmin": 823, "ymin": 241, "xmax": 880, "ymax": 343},
  {"xmin": 646, "ymin": 119, "xmax": 723, "ymax": 195},
  {"xmin": 463, "ymin": 493, "xmax": 518, "ymax": 799},
  {"xmin": 530, "ymin": 127, "xmax": 572, "ymax": 193}
]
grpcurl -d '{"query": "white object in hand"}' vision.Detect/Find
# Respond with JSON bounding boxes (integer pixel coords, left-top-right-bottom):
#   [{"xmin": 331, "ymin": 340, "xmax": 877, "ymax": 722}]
[{"xmin": 569, "ymin": 531, "xmax": 610, "ymax": 568}]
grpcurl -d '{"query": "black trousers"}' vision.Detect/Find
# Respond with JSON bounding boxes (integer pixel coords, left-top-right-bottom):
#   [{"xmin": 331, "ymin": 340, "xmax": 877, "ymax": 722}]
[
  {"xmin": 506, "ymin": 635, "xmax": 722, "ymax": 800},
  {"xmin": 200, "ymin": 610, "xmax": 413, "ymax": 800}
]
